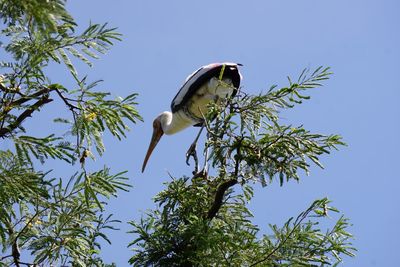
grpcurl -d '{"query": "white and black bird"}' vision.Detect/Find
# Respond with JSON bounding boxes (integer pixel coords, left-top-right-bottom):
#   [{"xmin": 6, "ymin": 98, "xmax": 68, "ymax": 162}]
[{"xmin": 141, "ymin": 62, "xmax": 242, "ymax": 172}]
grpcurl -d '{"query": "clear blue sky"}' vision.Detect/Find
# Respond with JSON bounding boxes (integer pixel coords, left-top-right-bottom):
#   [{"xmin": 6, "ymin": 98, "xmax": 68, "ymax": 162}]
[{"xmin": 39, "ymin": 0, "xmax": 400, "ymax": 265}]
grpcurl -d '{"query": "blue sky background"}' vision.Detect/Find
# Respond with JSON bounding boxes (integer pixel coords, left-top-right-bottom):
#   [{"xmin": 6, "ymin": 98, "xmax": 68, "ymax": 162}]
[{"xmin": 9, "ymin": 0, "xmax": 400, "ymax": 266}]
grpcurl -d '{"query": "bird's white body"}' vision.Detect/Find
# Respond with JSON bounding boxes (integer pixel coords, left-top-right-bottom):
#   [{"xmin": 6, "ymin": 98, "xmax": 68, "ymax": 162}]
[{"xmin": 160, "ymin": 76, "xmax": 235, "ymax": 135}]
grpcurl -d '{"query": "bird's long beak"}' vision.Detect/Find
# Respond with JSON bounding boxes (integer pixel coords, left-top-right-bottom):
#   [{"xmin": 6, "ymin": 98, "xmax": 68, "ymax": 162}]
[{"xmin": 142, "ymin": 120, "xmax": 164, "ymax": 172}]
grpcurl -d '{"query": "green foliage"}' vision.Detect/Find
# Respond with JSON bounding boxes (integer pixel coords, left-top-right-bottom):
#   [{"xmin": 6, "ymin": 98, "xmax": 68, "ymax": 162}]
[
  {"xmin": 130, "ymin": 68, "xmax": 355, "ymax": 266},
  {"xmin": 255, "ymin": 199, "xmax": 355, "ymax": 266},
  {"xmin": 1, "ymin": 1, "xmax": 355, "ymax": 266},
  {"xmin": 129, "ymin": 177, "xmax": 355, "ymax": 266},
  {"xmin": 23, "ymin": 170, "xmax": 129, "ymax": 266},
  {"xmin": 0, "ymin": 155, "xmax": 130, "ymax": 265},
  {"xmin": 129, "ymin": 177, "xmax": 258, "ymax": 266},
  {"xmin": 0, "ymin": 0, "xmax": 71, "ymax": 34},
  {"xmin": 0, "ymin": 1, "xmax": 140, "ymax": 265},
  {"xmin": 0, "ymin": 0, "xmax": 140, "ymax": 161},
  {"xmin": 13, "ymin": 134, "xmax": 75, "ymax": 164},
  {"xmin": 71, "ymin": 88, "xmax": 141, "ymax": 155},
  {"xmin": 206, "ymin": 67, "xmax": 343, "ymax": 186}
]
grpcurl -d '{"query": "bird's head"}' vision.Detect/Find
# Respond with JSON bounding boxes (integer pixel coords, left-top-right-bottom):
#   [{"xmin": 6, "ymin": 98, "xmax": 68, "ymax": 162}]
[{"xmin": 141, "ymin": 114, "xmax": 165, "ymax": 172}]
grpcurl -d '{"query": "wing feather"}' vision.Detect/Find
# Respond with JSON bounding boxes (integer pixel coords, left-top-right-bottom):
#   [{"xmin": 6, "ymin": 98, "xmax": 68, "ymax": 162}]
[{"xmin": 171, "ymin": 63, "xmax": 241, "ymax": 112}]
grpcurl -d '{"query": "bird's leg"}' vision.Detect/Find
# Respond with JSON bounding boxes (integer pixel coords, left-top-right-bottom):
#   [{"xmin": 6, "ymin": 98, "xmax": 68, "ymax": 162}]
[
  {"xmin": 189, "ymin": 129, "xmax": 210, "ymax": 179},
  {"xmin": 186, "ymin": 125, "xmax": 205, "ymax": 174},
  {"xmin": 199, "ymin": 135, "xmax": 210, "ymax": 178},
  {"xmin": 191, "ymin": 148, "xmax": 209, "ymax": 180}
]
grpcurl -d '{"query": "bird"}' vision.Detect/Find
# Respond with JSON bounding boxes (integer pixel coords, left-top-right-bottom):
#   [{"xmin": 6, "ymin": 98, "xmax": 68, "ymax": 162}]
[{"xmin": 141, "ymin": 62, "xmax": 242, "ymax": 173}]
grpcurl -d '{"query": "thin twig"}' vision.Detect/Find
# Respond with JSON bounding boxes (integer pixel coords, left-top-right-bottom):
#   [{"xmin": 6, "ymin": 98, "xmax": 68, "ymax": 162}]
[
  {"xmin": 0, "ymin": 254, "xmax": 14, "ymax": 261},
  {"xmin": 14, "ymin": 261, "xmax": 34, "ymax": 266},
  {"xmin": 53, "ymin": 87, "xmax": 82, "ymax": 151},
  {"xmin": 54, "ymin": 88, "xmax": 79, "ymax": 111},
  {"xmin": 0, "ymin": 85, "xmax": 25, "ymax": 97}
]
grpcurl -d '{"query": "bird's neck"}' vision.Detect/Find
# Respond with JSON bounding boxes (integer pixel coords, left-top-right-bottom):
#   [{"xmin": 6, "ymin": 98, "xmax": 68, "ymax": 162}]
[{"xmin": 161, "ymin": 110, "xmax": 194, "ymax": 135}]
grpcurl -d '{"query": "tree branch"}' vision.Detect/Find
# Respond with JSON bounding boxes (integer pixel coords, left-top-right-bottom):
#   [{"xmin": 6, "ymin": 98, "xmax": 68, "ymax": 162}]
[
  {"xmin": 207, "ymin": 179, "xmax": 238, "ymax": 220},
  {"xmin": 12, "ymin": 241, "xmax": 21, "ymax": 267},
  {"xmin": 1, "ymin": 88, "xmax": 50, "ymax": 126},
  {"xmin": 5, "ymin": 220, "xmax": 20, "ymax": 267},
  {"xmin": 0, "ymin": 254, "xmax": 13, "ymax": 261},
  {"xmin": 0, "ymin": 94, "xmax": 53, "ymax": 138},
  {"xmin": 206, "ymin": 136, "xmax": 242, "ymax": 220},
  {"xmin": 54, "ymin": 88, "xmax": 79, "ymax": 111},
  {"xmin": 7, "ymin": 87, "xmax": 50, "ymax": 107},
  {"xmin": 0, "ymin": 85, "xmax": 25, "ymax": 97}
]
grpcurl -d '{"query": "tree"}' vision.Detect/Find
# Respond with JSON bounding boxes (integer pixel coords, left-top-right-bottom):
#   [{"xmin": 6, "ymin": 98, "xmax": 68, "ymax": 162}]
[
  {"xmin": 0, "ymin": 1, "xmax": 356, "ymax": 266},
  {"xmin": 0, "ymin": 1, "xmax": 141, "ymax": 266},
  {"xmin": 128, "ymin": 68, "xmax": 356, "ymax": 266}
]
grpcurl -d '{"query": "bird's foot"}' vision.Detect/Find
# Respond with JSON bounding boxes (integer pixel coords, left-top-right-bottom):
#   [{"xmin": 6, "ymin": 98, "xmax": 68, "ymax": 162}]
[
  {"xmin": 186, "ymin": 142, "xmax": 199, "ymax": 173},
  {"xmin": 192, "ymin": 168, "xmax": 208, "ymax": 179}
]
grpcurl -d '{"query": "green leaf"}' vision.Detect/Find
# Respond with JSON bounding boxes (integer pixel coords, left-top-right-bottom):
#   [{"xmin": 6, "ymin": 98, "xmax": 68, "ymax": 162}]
[
  {"xmin": 58, "ymin": 48, "xmax": 78, "ymax": 79},
  {"xmin": 66, "ymin": 47, "xmax": 93, "ymax": 67}
]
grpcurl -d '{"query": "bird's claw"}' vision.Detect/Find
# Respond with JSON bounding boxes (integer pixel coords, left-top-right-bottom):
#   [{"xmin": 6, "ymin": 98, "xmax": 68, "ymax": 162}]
[
  {"xmin": 192, "ymin": 168, "xmax": 208, "ymax": 179},
  {"xmin": 186, "ymin": 142, "xmax": 199, "ymax": 173}
]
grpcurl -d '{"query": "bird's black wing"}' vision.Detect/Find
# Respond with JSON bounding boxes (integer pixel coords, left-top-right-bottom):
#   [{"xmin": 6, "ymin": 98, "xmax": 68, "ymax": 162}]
[{"xmin": 170, "ymin": 63, "xmax": 241, "ymax": 113}]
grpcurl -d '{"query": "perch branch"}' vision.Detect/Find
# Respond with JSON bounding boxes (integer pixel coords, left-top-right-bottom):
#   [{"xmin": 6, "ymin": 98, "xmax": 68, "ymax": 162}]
[{"xmin": 207, "ymin": 179, "xmax": 238, "ymax": 220}]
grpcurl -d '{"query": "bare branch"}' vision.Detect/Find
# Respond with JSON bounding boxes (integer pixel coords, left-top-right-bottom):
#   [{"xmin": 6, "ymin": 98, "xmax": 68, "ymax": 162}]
[
  {"xmin": 207, "ymin": 179, "xmax": 237, "ymax": 220},
  {"xmin": 7, "ymin": 87, "xmax": 50, "ymax": 107},
  {"xmin": 0, "ymin": 94, "xmax": 53, "ymax": 138},
  {"xmin": 54, "ymin": 88, "xmax": 79, "ymax": 111},
  {"xmin": 5, "ymin": 220, "xmax": 21, "ymax": 267}
]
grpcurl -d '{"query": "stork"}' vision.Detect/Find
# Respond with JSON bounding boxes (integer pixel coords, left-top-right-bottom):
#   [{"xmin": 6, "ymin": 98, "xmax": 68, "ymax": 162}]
[{"xmin": 141, "ymin": 62, "xmax": 242, "ymax": 173}]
